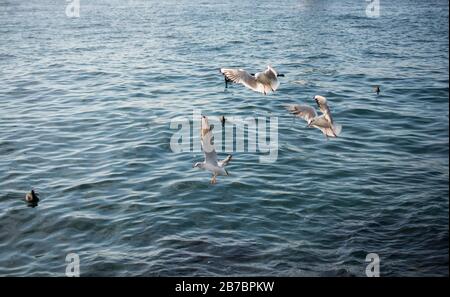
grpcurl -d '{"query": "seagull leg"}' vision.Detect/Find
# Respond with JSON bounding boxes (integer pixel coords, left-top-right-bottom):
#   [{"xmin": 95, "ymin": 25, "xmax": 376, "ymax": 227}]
[{"xmin": 210, "ymin": 174, "xmax": 217, "ymax": 184}]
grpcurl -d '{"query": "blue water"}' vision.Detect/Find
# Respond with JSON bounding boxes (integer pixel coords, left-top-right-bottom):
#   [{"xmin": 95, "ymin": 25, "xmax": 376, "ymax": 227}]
[{"xmin": 0, "ymin": 0, "xmax": 448, "ymax": 276}]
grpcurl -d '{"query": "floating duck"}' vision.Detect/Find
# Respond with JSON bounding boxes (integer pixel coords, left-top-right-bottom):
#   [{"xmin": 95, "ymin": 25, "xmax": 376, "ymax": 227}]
[{"xmin": 25, "ymin": 189, "xmax": 40, "ymax": 206}]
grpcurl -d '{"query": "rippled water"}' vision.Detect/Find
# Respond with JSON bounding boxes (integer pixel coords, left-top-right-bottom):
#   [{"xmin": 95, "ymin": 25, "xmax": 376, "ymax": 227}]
[{"xmin": 0, "ymin": 0, "xmax": 448, "ymax": 276}]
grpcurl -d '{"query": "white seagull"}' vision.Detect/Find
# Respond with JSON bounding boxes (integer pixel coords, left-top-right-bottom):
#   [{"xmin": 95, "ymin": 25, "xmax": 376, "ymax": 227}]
[
  {"xmin": 286, "ymin": 95, "xmax": 342, "ymax": 139},
  {"xmin": 193, "ymin": 115, "xmax": 232, "ymax": 184},
  {"xmin": 220, "ymin": 65, "xmax": 284, "ymax": 95}
]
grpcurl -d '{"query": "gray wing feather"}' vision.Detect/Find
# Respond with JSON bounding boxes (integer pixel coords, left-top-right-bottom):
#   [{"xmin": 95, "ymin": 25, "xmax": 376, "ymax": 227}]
[
  {"xmin": 218, "ymin": 155, "xmax": 232, "ymax": 167},
  {"xmin": 286, "ymin": 104, "xmax": 317, "ymax": 123},
  {"xmin": 201, "ymin": 116, "xmax": 218, "ymax": 165},
  {"xmin": 203, "ymin": 141, "xmax": 218, "ymax": 165},
  {"xmin": 220, "ymin": 69, "xmax": 261, "ymax": 91},
  {"xmin": 314, "ymin": 96, "xmax": 334, "ymax": 124}
]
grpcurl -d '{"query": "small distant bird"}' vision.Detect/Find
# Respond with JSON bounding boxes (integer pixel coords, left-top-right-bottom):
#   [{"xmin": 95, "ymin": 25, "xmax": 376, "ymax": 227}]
[
  {"xmin": 25, "ymin": 189, "xmax": 40, "ymax": 204},
  {"xmin": 220, "ymin": 65, "xmax": 285, "ymax": 95},
  {"xmin": 193, "ymin": 115, "xmax": 232, "ymax": 184},
  {"xmin": 220, "ymin": 115, "xmax": 226, "ymax": 127},
  {"xmin": 286, "ymin": 95, "xmax": 342, "ymax": 139},
  {"xmin": 373, "ymin": 85, "xmax": 380, "ymax": 95}
]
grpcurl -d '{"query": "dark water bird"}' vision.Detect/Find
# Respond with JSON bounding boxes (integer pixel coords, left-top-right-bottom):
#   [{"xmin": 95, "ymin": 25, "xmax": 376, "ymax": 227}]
[
  {"xmin": 193, "ymin": 116, "xmax": 232, "ymax": 184},
  {"xmin": 373, "ymin": 85, "xmax": 380, "ymax": 95},
  {"xmin": 286, "ymin": 95, "xmax": 342, "ymax": 139},
  {"xmin": 220, "ymin": 65, "xmax": 284, "ymax": 95},
  {"xmin": 25, "ymin": 189, "xmax": 40, "ymax": 207},
  {"xmin": 220, "ymin": 115, "xmax": 226, "ymax": 127}
]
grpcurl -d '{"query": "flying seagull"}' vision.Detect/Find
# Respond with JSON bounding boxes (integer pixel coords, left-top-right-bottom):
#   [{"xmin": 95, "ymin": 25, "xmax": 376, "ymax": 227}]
[
  {"xmin": 220, "ymin": 65, "xmax": 284, "ymax": 95},
  {"xmin": 286, "ymin": 95, "xmax": 342, "ymax": 139},
  {"xmin": 193, "ymin": 115, "xmax": 232, "ymax": 184}
]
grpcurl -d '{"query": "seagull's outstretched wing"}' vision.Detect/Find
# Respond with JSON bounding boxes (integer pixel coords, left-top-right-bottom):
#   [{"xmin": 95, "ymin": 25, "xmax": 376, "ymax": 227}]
[
  {"xmin": 314, "ymin": 96, "xmax": 331, "ymax": 115},
  {"xmin": 201, "ymin": 116, "xmax": 218, "ymax": 165},
  {"xmin": 201, "ymin": 115, "xmax": 211, "ymax": 140},
  {"xmin": 314, "ymin": 95, "xmax": 334, "ymax": 123},
  {"xmin": 203, "ymin": 142, "xmax": 218, "ymax": 165},
  {"xmin": 220, "ymin": 68, "xmax": 265, "ymax": 93},
  {"xmin": 286, "ymin": 104, "xmax": 317, "ymax": 123},
  {"xmin": 218, "ymin": 155, "xmax": 232, "ymax": 167}
]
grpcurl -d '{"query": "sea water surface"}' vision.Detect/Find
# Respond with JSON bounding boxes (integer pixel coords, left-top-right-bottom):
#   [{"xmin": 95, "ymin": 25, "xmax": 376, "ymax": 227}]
[{"xmin": 0, "ymin": 0, "xmax": 448, "ymax": 276}]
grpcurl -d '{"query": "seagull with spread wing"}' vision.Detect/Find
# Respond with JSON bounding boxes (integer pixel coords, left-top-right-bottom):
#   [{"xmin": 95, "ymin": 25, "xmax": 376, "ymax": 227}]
[
  {"xmin": 286, "ymin": 95, "xmax": 342, "ymax": 139},
  {"xmin": 220, "ymin": 65, "xmax": 284, "ymax": 95},
  {"xmin": 193, "ymin": 115, "xmax": 232, "ymax": 184}
]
